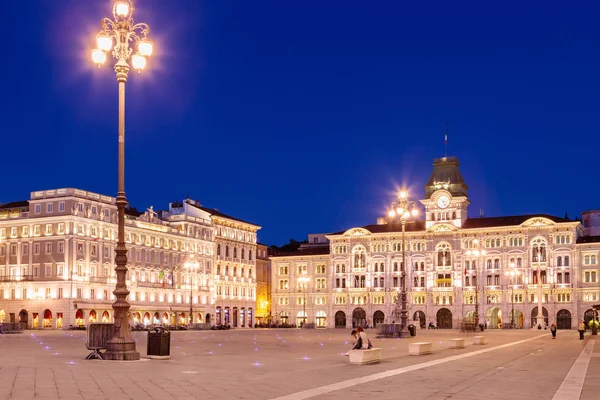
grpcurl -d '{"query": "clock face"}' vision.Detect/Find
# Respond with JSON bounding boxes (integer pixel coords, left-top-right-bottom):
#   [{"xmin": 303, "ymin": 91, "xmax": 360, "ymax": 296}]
[{"xmin": 437, "ymin": 195, "xmax": 450, "ymax": 209}]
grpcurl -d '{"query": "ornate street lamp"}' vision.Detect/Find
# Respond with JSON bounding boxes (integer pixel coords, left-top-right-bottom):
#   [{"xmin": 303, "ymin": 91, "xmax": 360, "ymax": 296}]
[
  {"xmin": 90, "ymin": 0, "xmax": 154, "ymax": 361},
  {"xmin": 505, "ymin": 263, "xmax": 521, "ymax": 328},
  {"xmin": 185, "ymin": 256, "xmax": 200, "ymax": 327},
  {"xmin": 465, "ymin": 239, "xmax": 486, "ymax": 329},
  {"xmin": 388, "ymin": 189, "xmax": 419, "ymax": 338},
  {"xmin": 298, "ymin": 273, "xmax": 310, "ymax": 327}
]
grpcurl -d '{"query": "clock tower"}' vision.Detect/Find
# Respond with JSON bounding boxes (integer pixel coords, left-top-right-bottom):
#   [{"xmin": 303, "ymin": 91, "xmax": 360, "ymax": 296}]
[{"xmin": 420, "ymin": 156, "xmax": 470, "ymax": 229}]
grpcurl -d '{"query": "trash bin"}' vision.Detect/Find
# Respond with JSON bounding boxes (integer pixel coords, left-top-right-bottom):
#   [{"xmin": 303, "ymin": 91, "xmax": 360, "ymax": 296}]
[
  {"xmin": 147, "ymin": 327, "xmax": 170, "ymax": 358},
  {"xmin": 408, "ymin": 324, "xmax": 416, "ymax": 337}
]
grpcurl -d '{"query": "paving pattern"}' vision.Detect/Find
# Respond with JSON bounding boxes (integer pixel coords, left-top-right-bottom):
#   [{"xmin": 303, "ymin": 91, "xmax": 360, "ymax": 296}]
[{"xmin": 0, "ymin": 328, "xmax": 597, "ymax": 400}]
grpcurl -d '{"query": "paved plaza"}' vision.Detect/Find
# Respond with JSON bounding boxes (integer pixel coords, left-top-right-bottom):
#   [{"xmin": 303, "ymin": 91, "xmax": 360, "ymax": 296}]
[{"xmin": 0, "ymin": 328, "xmax": 598, "ymax": 400}]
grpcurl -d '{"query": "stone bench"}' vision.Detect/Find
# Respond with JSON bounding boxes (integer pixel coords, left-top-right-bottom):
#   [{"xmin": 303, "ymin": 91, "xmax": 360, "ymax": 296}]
[
  {"xmin": 473, "ymin": 336, "xmax": 485, "ymax": 345},
  {"xmin": 409, "ymin": 342, "xmax": 433, "ymax": 355},
  {"xmin": 349, "ymin": 348, "xmax": 382, "ymax": 365},
  {"xmin": 447, "ymin": 338, "xmax": 465, "ymax": 349}
]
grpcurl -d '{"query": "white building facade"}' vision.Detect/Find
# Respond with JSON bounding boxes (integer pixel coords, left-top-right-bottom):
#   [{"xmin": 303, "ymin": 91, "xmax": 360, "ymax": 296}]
[
  {"xmin": 0, "ymin": 189, "xmax": 259, "ymax": 329},
  {"xmin": 270, "ymin": 157, "xmax": 600, "ymax": 330}
]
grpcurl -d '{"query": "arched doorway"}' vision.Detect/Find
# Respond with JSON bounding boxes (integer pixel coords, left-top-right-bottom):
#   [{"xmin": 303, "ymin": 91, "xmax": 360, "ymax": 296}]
[
  {"xmin": 233, "ymin": 307, "xmax": 239, "ymax": 328},
  {"xmin": 509, "ymin": 310, "xmax": 524, "ymax": 328},
  {"xmin": 153, "ymin": 312, "xmax": 160, "ymax": 324},
  {"xmin": 436, "ymin": 308, "xmax": 452, "ymax": 329},
  {"xmin": 280, "ymin": 311, "xmax": 289, "ymax": 325},
  {"xmin": 102, "ymin": 311, "xmax": 110, "ymax": 323},
  {"xmin": 19, "ymin": 310, "xmax": 28, "ymax": 327},
  {"xmin": 556, "ymin": 309, "xmax": 572, "ymax": 329},
  {"xmin": 0, "ymin": 309, "xmax": 5, "ymax": 323},
  {"xmin": 216, "ymin": 307, "xmax": 222, "ymax": 325},
  {"xmin": 335, "ymin": 311, "xmax": 346, "ymax": 328},
  {"xmin": 296, "ymin": 311, "xmax": 307, "ymax": 326},
  {"xmin": 197, "ymin": 313, "xmax": 203, "ymax": 325},
  {"xmin": 178, "ymin": 313, "xmax": 186, "ymax": 325},
  {"xmin": 352, "ymin": 307, "xmax": 366, "ymax": 328},
  {"xmin": 531, "ymin": 306, "xmax": 549, "ymax": 327},
  {"xmin": 584, "ymin": 309, "xmax": 596, "ymax": 327},
  {"xmin": 205, "ymin": 313, "xmax": 211, "ymax": 324},
  {"xmin": 413, "ymin": 311, "xmax": 426, "ymax": 328},
  {"xmin": 316, "ymin": 311, "xmax": 327, "ymax": 327},
  {"xmin": 465, "ymin": 310, "xmax": 475, "ymax": 324},
  {"xmin": 162, "ymin": 313, "xmax": 169, "ymax": 325},
  {"xmin": 75, "ymin": 309, "xmax": 84, "ymax": 327},
  {"xmin": 486, "ymin": 307, "xmax": 502, "ymax": 329},
  {"xmin": 143, "ymin": 312, "xmax": 151, "ymax": 326},
  {"xmin": 89, "ymin": 310, "xmax": 97, "ymax": 323},
  {"xmin": 43, "ymin": 310, "xmax": 52, "ymax": 329},
  {"xmin": 373, "ymin": 310, "xmax": 385, "ymax": 327},
  {"xmin": 133, "ymin": 312, "xmax": 141, "ymax": 326}
]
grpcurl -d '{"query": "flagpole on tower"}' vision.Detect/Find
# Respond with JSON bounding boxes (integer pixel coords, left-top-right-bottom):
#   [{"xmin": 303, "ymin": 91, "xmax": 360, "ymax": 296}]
[{"xmin": 444, "ymin": 121, "xmax": 449, "ymax": 157}]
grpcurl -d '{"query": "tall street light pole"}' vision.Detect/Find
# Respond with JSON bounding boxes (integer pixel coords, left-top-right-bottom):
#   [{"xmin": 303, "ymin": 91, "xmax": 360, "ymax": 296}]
[
  {"xmin": 465, "ymin": 239, "xmax": 486, "ymax": 329},
  {"xmin": 91, "ymin": 0, "xmax": 155, "ymax": 361},
  {"xmin": 299, "ymin": 273, "xmax": 310, "ymax": 327},
  {"xmin": 534, "ymin": 247, "xmax": 544, "ymax": 327},
  {"xmin": 186, "ymin": 256, "xmax": 199, "ymax": 326},
  {"xmin": 505, "ymin": 263, "xmax": 520, "ymax": 328},
  {"xmin": 388, "ymin": 189, "xmax": 419, "ymax": 338}
]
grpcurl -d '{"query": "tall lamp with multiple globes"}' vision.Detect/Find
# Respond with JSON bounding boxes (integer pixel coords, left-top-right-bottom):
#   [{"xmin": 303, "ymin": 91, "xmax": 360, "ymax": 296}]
[
  {"xmin": 465, "ymin": 239, "xmax": 486, "ymax": 328},
  {"xmin": 388, "ymin": 189, "xmax": 419, "ymax": 338},
  {"xmin": 91, "ymin": 0, "xmax": 154, "ymax": 361},
  {"xmin": 185, "ymin": 255, "xmax": 200, "ymax": 326},
  {"xmin": 505, "ymin": 263, "xmax": 521, "ymax": 328}
]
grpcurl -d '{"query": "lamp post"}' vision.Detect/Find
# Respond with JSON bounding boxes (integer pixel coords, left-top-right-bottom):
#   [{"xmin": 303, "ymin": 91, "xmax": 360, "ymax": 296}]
[
  {"xmin": 185, "ymin": 256, "xmax": 200, "ymax": 327},
  {"xmin": 298, "ymin": 273, "xmax": 310, "ymax": 327},
  {"xmin": 533, "ymin": 247, "xmax": 545, "ymax": 327},
  {"xmin": 504, "ymin": 263, "xmax": 521, "ymax": 328},
  {"xmin": 465, "ymin": 239, "xmax": 486, "ymax": 328},
  {"xmin": 91, "ymin": 0, "xmax": 154, "ymax": 361},
  {"xmin": 388, "ymin": 189, "xmax": 419, "ymax": 338}
]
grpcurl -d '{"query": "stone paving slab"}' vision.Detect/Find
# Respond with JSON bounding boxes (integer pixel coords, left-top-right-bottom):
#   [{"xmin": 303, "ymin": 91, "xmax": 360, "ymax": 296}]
[{"xmin": 0, "ymin": 329, "xmax": 596, "ymax": 399}]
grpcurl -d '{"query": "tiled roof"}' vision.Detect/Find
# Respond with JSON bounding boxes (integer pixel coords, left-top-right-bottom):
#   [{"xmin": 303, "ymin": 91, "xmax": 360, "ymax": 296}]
[
  {"xmin": 270, "ymin": 246, "xmax": 330, "ymax": 258},
  {"xmin": 190, "ymin": 204, "xmax": 259, "ymax": 227},
  {"xmin": 576, "ymin": 235, "xmax": 600, "ymax": 244},
  {"xmin": 462, "ymin": 214, "xmax": 572, "ymax": 229},
  {"xmin": 0, "ymin": 201, "xmax": 29, "ymax": 210},
  {"xmin": 328, "ymin": 214, "xmax": 574, "ymax": 236}
]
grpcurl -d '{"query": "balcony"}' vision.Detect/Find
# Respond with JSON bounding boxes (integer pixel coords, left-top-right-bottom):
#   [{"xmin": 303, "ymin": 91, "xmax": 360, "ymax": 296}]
[
  {"xmin": 0, "ymin": 275, "xmax": 33, "ymax": 282},
  {"xmin": 137, "ymin": 281, "xmax": 164, "ymax": 289},
  {"xmin": 89, "ymin": 276, "xmax": 112, "ymax": 284}
]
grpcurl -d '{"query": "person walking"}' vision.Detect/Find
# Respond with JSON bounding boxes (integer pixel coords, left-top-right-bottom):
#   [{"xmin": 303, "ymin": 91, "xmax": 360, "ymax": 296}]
[
  {"xmin": 550, "ymin": 323, "xmax": 557, "ymax": 339},
  {"xmin": 578, "ymin": 320, "xmax": 585, "ymax": 340}
]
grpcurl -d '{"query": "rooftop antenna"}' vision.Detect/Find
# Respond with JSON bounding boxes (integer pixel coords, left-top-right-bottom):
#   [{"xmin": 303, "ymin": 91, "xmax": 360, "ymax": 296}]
[{"xmin": 444, "ymin": 121, "xmax": 449, "ymax": 158}]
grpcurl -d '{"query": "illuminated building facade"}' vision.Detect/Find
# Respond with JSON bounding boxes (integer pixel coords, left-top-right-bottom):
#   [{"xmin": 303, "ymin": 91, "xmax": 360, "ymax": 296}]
[
  {"xmin": 0, "ymin": 189, "xmax": 259, "ymax": 329},
  {"xmin": 271, "ymin": 157, "xmax": 600, "ymax": 329}
]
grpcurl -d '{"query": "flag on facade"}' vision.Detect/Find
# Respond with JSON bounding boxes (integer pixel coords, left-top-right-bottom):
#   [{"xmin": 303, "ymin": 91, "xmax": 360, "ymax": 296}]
[
  {"xmin": 158, "ymin": 270, "xmax": 165, "ymax": 288},
  {"xmin": 168, "ymin": 271, "xmax": 174, "ymax": 288},
  {"xmin": 464, "ymin": 267, "xmax": 467, "ymax": 275},
  {"xmin": 445, "ymin": 133, "xmax": 448, "ymax": 145}
]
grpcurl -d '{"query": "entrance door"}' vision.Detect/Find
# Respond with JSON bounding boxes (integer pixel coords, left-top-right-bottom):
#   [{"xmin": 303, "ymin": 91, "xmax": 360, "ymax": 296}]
[
  {"xmin": 352, "ymin": 308, "xmax": 366, "ymax": 328},
  {"xmin": 436, "ymin": 308, "xmax": 453, "ymax": 329},
  {"xmin": 413, "ymin": 310, "xmax": 426, "ymax": 328},
  {"xmin": 531, "ymin": 306, "xmax": 548, "ymax": 327},
  {"xmin": 584, "ymin": 309, "xmax": 595, "ymax": 327},
  {"xmin": 373, "ymin": 310, "xmax": 385, "ymax": 328},
  {"xmin": 335, "ymin": 311, "xmax": 346, "ymax": 328},
  {"xmin": 556, "ymin": 309, "xmax": 571, "ymax": 329}
]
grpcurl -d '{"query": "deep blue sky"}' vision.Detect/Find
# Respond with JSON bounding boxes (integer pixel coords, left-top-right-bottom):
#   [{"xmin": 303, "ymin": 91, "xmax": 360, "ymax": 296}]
[{"xmin": 1, "ymin": 1, "xmax": 598, "ymax": 246}]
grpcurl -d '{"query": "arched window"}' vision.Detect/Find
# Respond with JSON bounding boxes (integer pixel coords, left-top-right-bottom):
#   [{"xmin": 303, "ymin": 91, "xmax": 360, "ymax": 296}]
[
  {"xmin": 216, "ymin": 265, "xmax": 221, "ymax": 275},
  {"xmin": 336, "ymin": 278, "xmax": 340, "ymax": 288},
  {"xmin": 393, "ymin": 262, "xmax": 398, "ymax": 272},
  {"xmin": 225, "ymin": 266, "xmax": 229, "ymax": 275},
  {"xmin": 452, "ymin": 211, "xmax": 457, "ymax": 219},
  {"xmin": 557, "ymin": 256, "xmax": 562, "ymax": 267},
  {"xmin": 531, "ymin": 237, "xmax": 547, "ymax": 262},
  {"xmin": 564, "ymin": 256, "xmax": 570, "ymax": 266},
  {"xmin": 336, "ymin": 265, "xmax": 340, "ymax": 273},
  {"xmin": 225, "ymin": 246, "xmax": 229, "ymax": 257},
  {"xmin": 465, "ymin": 276, "xmax": 470, "ymax": 286},
  {"xmin": 494, "ymin": 259, "xmax": 500, "ymax": 269},
  {"xmin": 233, "ymin": 248, "xmax": 237, "ymax": 258},
  {"xmin": 249, "ymin": 250, "xmax": 252, "ymax": 260},
  {"xmin": 420, "ymin": 262, "xmax": 425, "ymax": 271},
  {"xmin": 217, "ymin": 244, "xmax": 221, "ymax": 256},
  {"xmin": 436, "ymin": 243, "xmax": 451, "ymax": 266},
  {"xmin": 487, "ymin": 259, "xmax": 492, "ymax": 269},
  {"xmin": 517, "ymin": 258, "xmax": 522, "ymax": 268},
  {"xmin": 342, "ymin": 278, "xmax": 346, "ymax": 288},
  {"xmin": 241, "ymin": 249, "xmax": 245, "ymax": 260},
  {"xmin": 465, "ymin": 260, "xmax": 471, "ymax": 270},
  {"xmin": 342, "ymin": 264, "xmax": 346, "ymax": 273}
]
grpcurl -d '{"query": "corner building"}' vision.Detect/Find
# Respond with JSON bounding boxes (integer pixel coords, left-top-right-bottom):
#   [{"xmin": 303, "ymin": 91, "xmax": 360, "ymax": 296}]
[
  {"xmin": 270, "ymin": 157, "xmax": 600, "ymax": 329},
  {"xmin": 0, "ymin": 189, "xmax": 259, "ymax": 329}
]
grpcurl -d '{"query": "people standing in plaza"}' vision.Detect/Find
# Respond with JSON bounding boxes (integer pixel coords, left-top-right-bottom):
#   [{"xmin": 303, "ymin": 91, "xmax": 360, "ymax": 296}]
[
  {"xmin": 550, "ymin": 323, "xmax": 557, "ymax": 339},
  {"xmin": 344, "ymin": 330, "xmax": 358, "ymax": 356},
  {"xmin": 578, "ymin": 320, "xmax": 585, "ymax": 340}
]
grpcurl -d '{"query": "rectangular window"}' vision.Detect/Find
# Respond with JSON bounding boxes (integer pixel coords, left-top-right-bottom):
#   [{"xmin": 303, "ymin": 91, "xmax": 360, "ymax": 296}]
[
  {"xmin": 10, "ymin": 227, "xmax": 17, "ymax": 237},
  {"xmin": 47, "ymin": 203, "xmax": 53, "ymax": 213},
  {"xmin": 22, "ymin": 244, "xmax": 28, "ymax": 256},
  {"xmin": 23, "ymin": 288, "xmax": 27, "ymax": 300},
  {"xmin": 11, "ymin": 244, "xmax": 17, "ymax": 256},
  {"xmin": 34, "ymin": 225, "xmax": 40, "ymax": 236},
  {"xmin": 58, "ymin": 288, "xmax": 63, "ymax": 299},
  {"xmin": 90, "ymin": 289, "xmax": 95, "ymax": 299},
  {"xmin": 22, "ymin": 226, "xmax": 29, "ymax": 237},
  {"xmin": 58, "ymin": 242, "xmax": 64, "ymax": 254},
  {"xmin": 33, "ymin": 243, "xmax": 39, "ymax": 255},
  {"xmin": 0, "ymin": 228, "xmax": 5, "ymax": 238},
  {"xmin": 45, "ymin": 288, "xmax": 51, "ymax": 299},
  {"xmin": 33, "ymin": 266, "xmax": 39, "ymax": 277},
  {"xmin": 45, "ymin": 243, "xmax": 52, "ymax": 254},
  {"xmin": 103, "ymin": 290, "xmax": 108, "ymax": 300},
  {"xmin": 35, "ymin": 204, "xmax": 41, "ymax": 214},
  {"xmin": 77, "ymin": 288, "xmax": 82, "ymax": 299},
  {"xmin": 45, "ymin": 265, "xmax": 51, "ymax": 276},
  {"xmin": 57, "ymin": 265, "xmax": 63, "ymax": 276},
  {"xmin": 77, "ymin": 243, "xmax": 84, "ymax": 255},
  {"xmin": 91, "ymin": 245, "xmax": 97, "ymax": 257},
  {"xmin": 58, "ymin": 223, "xmax": 64, "ymax": 234},
  {"xmin": 104, "ymin": 246, "xmax": 109, "ymax": 258},
  {"xmin": 45, "ymin": 224, "xmax": 52, "ymax": 235},
  {"xmin": 59, "ymin": 202, "xmax": 65, "ymax": 212}
]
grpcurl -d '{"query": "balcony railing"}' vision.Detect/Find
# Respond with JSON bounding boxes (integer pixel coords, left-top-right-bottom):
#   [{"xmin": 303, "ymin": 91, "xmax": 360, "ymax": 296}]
[{"xmin": 0, "ymin": 275, "xmax": 33, "ymax": 282}]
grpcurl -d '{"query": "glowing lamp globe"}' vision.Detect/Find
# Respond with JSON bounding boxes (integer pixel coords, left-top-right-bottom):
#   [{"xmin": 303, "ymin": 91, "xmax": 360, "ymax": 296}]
[
  {"xmin": 411, "ymin": 208, "xmax": 418, "ymax": 216},
  {"xmin": 131, "ymin": 54, "xmax": 146, "ymax": 71},
  {"xmin": 92, "ymin": 49, "xmax": 106, "ymax": 65},
  {"xmin": 97, "ymin": 33, "xmax": 112, "ymax": 52},
  {"xmin": 138, "ymin": 40, "xmax": 154, "ymax": 57},
  {"xmin": 115, "ymin": 1, "xmax": 130, "ymax": 18}
]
